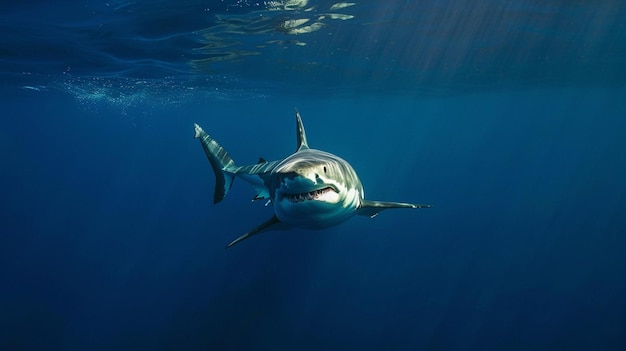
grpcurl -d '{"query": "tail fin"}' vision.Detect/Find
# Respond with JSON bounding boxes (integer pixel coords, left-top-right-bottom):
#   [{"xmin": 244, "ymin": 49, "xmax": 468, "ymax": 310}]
[{"xmin": 194, "ymin": 123, "xmax": 236, "ymax": 204}]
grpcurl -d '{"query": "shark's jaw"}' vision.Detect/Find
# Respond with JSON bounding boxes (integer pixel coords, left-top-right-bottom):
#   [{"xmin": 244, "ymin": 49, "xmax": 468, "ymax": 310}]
[
  {"xmin": 271, "ymin": 149, "xmax": 363, "ymax": 229},
  {"xmin": 281, "ymin": 186, "xmax": 338, "ymax": 204}
]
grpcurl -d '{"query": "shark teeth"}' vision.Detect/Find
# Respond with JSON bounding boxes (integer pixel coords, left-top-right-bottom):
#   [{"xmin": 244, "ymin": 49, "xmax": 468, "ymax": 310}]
[{"xmin": 284, "ymin": 187, "xmax": 334, "ymax": 203}]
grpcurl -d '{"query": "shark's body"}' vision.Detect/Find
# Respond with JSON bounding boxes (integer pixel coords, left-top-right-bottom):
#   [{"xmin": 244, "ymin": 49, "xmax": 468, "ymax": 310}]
[{"xmin": 194, "ymin": 110, "xmax": 430, "ymax": 247}]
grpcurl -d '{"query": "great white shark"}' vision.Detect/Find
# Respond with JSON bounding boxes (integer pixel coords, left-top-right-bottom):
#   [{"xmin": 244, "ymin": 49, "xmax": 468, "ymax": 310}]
[{"xmin": 194, "ymin": 110, "xmax": 431, "ymax": 248}]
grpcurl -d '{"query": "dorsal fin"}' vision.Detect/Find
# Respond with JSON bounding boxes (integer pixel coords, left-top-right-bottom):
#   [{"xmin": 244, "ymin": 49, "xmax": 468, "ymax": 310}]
[
  {"xmin": 257, "ymin": 157, "xmax": 267, "ymax": 164},
  {"xmin": 295, "ymin": 109, "xmax": 309, "ymax": 151}
]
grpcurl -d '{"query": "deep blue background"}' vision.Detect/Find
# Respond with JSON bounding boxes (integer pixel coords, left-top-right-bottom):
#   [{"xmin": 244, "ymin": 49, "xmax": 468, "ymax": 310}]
[{"xmin": 1, "ymin": 1, "xmax": 626, "ymax": 350}]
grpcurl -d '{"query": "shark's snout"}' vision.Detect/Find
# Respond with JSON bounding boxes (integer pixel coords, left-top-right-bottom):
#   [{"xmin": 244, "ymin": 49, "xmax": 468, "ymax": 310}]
[{"xmin": 278, "ymin": 171, "xmax": 337, "ymax": 194}]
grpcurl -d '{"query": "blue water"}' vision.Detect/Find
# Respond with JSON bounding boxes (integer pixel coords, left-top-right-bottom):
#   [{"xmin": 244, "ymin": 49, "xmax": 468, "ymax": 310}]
[{"xmin": 1, "ymin": 1, "xmax": 625, "ymax": 350}]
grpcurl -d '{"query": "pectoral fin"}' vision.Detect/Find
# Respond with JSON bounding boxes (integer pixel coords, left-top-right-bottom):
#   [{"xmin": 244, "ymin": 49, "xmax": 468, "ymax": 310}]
[
  {"xmin": 357, "ymin": 200, "xmax": 431, "ymax": 218},
  {"xmin": 226, "ymin": 215, "xmax": 289, "ymax": 248}
]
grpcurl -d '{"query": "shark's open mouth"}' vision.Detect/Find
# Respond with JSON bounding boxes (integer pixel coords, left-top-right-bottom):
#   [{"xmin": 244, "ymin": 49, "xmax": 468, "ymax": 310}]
[{"xmin": 283, "ymin": 187, "xmax": 335, "ymax": 203}]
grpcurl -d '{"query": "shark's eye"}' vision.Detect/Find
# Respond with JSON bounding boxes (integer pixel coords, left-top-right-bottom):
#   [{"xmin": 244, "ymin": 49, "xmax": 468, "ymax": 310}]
[{"xmin": 323, "ymin": 166, "xmax": 327, "ymax": 173}]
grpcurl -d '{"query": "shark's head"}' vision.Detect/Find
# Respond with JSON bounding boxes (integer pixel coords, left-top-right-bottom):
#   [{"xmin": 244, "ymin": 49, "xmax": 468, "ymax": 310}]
[{"xmin": 270, "ymin": 148, "xmax": 364, "ymax": 229}]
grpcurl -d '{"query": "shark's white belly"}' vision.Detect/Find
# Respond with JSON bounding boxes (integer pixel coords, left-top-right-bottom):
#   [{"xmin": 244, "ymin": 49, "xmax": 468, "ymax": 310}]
[
  {"xmin": 274, "ymin": 198, "xmax": 358, "ymax": 229},
  {"xmin": 273, "ymin": 186, "xmax": 362, "ymax": 229}
]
